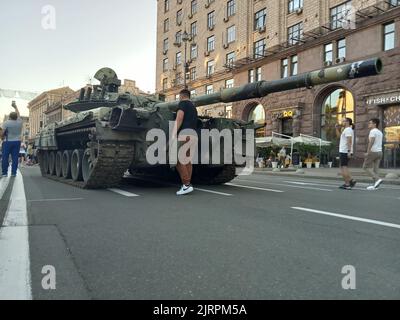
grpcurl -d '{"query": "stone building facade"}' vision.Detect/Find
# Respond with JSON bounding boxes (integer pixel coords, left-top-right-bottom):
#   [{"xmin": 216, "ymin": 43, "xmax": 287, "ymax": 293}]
[
  {"xmin": 44, "ymin": 90, "xmax": 79, "ymax": 125},
  {"xmin": 27, "ymin": 87, "xmax": 74, "ymax": 141},
  {"xmin": 156, "ymin": 0, "xmax": 400, "ymax": 167}
]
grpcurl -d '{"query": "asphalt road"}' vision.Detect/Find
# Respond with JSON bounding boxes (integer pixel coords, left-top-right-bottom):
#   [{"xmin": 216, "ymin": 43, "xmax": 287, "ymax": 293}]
[{"xmin": 1, "ymin": 166, "xmax": 400, "ymax": 300}]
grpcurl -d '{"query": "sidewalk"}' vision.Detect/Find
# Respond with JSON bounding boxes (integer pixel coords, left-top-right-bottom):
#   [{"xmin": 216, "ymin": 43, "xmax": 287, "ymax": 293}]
[{"xmin": 253, "ymin": 167, "xmax": 400, "ymax": 185}]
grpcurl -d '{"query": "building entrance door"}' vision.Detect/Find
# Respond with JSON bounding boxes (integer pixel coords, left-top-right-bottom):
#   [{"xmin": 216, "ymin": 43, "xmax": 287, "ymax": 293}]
[{"xmin": 383, "ymin": 105, "xmax": 400, "ymax": 168}]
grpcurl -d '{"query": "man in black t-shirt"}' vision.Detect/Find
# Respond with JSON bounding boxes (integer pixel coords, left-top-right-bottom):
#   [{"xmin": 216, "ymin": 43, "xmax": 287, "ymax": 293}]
[{"xmin": 172, "ymin": 89, "xmax": 198, "ymax": 196}]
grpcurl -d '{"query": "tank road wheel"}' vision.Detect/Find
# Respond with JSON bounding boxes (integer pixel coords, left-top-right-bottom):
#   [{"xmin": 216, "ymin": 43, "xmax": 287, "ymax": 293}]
[
  {"xmin": 38, "ymin": 150, "xmax": 48, "ymax": 176},
  {"xmin": 55, "ymin": 151, "xmax": 63, "ymax": 177},
  {"xmin": 62, "ymin": 150, "xmax": 72, "ymax": 179},
  {"xmin": 82, "ymin": 148, "xmax": 95, "ymax": 183},
  {"xmin": 42, "ymin": 151, "xmax": 50, "ymax": 174},
  {"xmin": 48, "ymin": 151, "xmax": 56, "ymax": 176},
  {"xmin": 71, "ymin": 149, "xmax": 84, "ymax": 182}
]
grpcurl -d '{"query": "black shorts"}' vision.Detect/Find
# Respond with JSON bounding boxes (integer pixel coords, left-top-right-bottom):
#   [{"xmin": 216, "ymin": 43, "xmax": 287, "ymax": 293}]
[{"xmin": 340, "ymin": 153, "xmax": 350, "ymax": 167}]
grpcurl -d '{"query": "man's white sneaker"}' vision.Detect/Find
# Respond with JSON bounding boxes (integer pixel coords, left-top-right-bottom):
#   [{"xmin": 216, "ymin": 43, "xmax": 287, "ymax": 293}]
[
  {"xmin": 367, "ymin": 186, "xmax": 376, "ymax": 191},
  {"xmin": 176, "ymin": 185, "xmax": 194, "ymax": 196},
  {"xmin": 373, "ymin": 179, "xmax": 383, "ymax": 189}
]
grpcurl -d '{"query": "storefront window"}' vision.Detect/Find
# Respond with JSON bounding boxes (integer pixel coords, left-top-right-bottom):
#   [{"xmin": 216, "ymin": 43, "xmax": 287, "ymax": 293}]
[
  {"xmin": 282, "ymin": 117, "xmax": 293, "ymax": 137},
  {"xmin": 383, "ymin": 106, "xmax": 400, "ymax": 168},
  {"xmin": 321, "ymin": 88, "xmax": 354, "ymax": 143},
  {"xmin": 248, "ymin": 104, "xmax": 266, "ymax": 137}
]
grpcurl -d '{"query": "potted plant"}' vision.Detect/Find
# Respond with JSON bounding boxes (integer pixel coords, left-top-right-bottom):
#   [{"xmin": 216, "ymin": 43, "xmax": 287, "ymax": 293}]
[
  {"xmin": 314, "ymin": 157, "xmax": 320, "ymax": 169},
  {"xmin": 304, "ymin": 153, "xmax": 313, "ymax": 169}
]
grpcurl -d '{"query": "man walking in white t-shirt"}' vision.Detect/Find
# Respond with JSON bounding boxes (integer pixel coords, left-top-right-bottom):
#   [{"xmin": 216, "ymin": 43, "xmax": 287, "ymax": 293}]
[
  {"xmin": 363, "ymin": 118, "xmax": 383, "ymax": 190},
  {"xmin": 336, "ymin": 118, "xmax": 356, "ymax": 190}
]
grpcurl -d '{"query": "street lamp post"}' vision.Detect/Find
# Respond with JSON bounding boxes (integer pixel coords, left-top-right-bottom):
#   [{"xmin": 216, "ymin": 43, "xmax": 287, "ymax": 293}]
[{"xmin": 181, "ymin": 30, "xmax": 193, "ymax": 89}]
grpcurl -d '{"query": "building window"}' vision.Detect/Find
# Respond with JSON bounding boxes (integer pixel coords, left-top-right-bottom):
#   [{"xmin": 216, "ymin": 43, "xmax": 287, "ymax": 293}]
[
  {"xmin": 337, "ymin": 38, "xmax": 346, "ymax": 59},
  {"xmin": 206, "ymin": 85, "xmax": 214, "ymax": 94},
  {"xmin": 282, "ymin": 117, "xmax": 294, "ymax": 137},
  {"xmin": 175, "ymin": 31, "xmax": 182, "ymax": 44},
  {"xmin": 190, "ymin": 44, "xmax": 198, "ymax": 59},
  {"xmin": 190, "ymin": 67, "xmax": 197, "ymax": 81},
  {"xmin": 281, "ymin": 58, "xmax": 288, "ymax": 78},
  {"xmin": 288, "ymin": 0, "xmax": 304, "ymax": 13},
  {"xmin": 248, "ymin": 69, "xmax": 255, "ymax": 83},
  {"xmin": 227, "ymin": 25, "xmax": 236, "ymax": 43},
  {"xmin": 207, "ymin": 35, "xmax": 215, "ymax": 52},
  {"xmin": 207, "ymin": 11, "xmax": 215, "ymax": 29},
  {"xmin": 226, "ymin": 51, "xmax": 235, "ymax": 67},
  {"xmin": 324, "ymin": 43, "xmax": 333, "ymax": 63},
  {"xmin": 164, "ymin": 19, "xmax": 169, "ymax": 33},
  {"xmin": 225, "ymin": 105, "xmax": 232, "ymax": 118},
  {"xmin": 191, "ymin": 21, "xmax": 197, "ymax": 36},
  {"xmin": 163, "ymin": 38, "xmax": 169, "ymax": 52},
  {"xmin": 190, "ymin": 89, "xmax": 196, "ymax": 97},
  {"xmin": 248, "ymin": 104, "xmax": 266, "ymax": 137},
  {"xmin": 176, "ymin": 51, "xmax": 182, "ymax": 65},
  {"xmin": 256, "ymin": 67, "xmax": 262, "ymax": 81},
  {"xmin": 330, "ymin": 1, "xmax": 352, "ymax": 30},
  {"xmin": 288, "ymin": 22, "xmax": 303, "ymax": 45},
  {"xmin": 290, "ymin": 55, "xmax": 298, "ymax": 76},
  {"xmin": 383, "ymin": 106, "xmax": 400, "ymax": 168},
  {"xmin": 164, "ymin": 0, "xmax": 169, "ymax": 13},
  {"xmin": 191, "ymin": 0, "xmax": 197, "ymax": 15},
  {"xmin": 225, "ymin": 79, "xmax": 234, "ymax": 88},
  {"xmin": 207, "ymin": 60, "xmax": 215, "ymax": 76},
  {"xmin": 227, "ymin": 0, "xmax": 236, "ymax": 17},
  {"xmin": 176, "ymin": 9, "xmax": 183, "ymax": 25},
  {"xmin": 321, "ymin": 88, "xmax": 354, "ymax": 143},
  {"xmin": 254, "ymin": 38, "xmax": 266, "ymax": 58},
  {"xmin": 254, "ymin": 8, "xmax": 267, "ymax": 30},
  {"xmin": 163, "ymin": 58, "xmax": 168, "ymax": 72},
  {"xmin": 176, "ymin": 72, "xmax": 183, "ymax": 85},
  {"xmin": 384, "ymin": 22, "xmax": 395, "ymax": 51},
  {"xmin": 162, "ymin": 78, "xmax": 168, "ymax": 91}
]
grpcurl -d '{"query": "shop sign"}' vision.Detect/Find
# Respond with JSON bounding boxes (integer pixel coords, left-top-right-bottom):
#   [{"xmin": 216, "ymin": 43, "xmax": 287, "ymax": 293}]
[
  {"xmin": 273, "ymin": 110, "xmax": 294, "ymax": 119},
  {"xmin": 366, "ymin": 92, "xmax": 400, "ymax": 105}
]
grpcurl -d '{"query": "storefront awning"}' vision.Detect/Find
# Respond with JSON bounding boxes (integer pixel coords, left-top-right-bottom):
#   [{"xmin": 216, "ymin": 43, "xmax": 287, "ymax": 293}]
[{"xmin": 256, "ymin": 136, "xmax": 293, "ymax": 147}]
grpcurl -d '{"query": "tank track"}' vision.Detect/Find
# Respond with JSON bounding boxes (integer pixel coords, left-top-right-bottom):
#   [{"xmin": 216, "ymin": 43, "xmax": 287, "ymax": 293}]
[{"xmin": 39, "ymin": 141, "xmax": 134, "ymax": 189}]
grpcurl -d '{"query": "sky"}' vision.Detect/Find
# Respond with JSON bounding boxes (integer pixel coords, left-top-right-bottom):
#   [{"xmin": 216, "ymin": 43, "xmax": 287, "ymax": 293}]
[{"xmin": 0, "ymin": 0, "xmax": 157, "ymax": 118}]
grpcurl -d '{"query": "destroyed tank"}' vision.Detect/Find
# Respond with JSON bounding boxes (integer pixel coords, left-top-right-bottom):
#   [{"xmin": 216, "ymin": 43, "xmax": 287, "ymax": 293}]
[{"xmin": 36, "ymin": 58, "xmax": 382, "ymax": 189}]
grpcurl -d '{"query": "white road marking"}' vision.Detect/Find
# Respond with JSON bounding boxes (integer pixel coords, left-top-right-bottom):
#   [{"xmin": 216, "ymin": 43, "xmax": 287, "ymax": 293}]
[
  {"xmin": 108, "ymin": 188, "xmax": 140, "ymax": 197},
  {"xmin": 0, "ymin": 171, "xmax": 32, "ymax": 300},
  {"xmin": 284, "ymin": 179, "xmax": 400, "ymax": 191},
  {"xmin": 0, "ymin": 176, "xmax": 11, "ymax": 200},
  {"xmin": 28, "ymin": 198, "xmax": 84, "ymax": 202},
  {"xmin": 292, "ymin": 207, "xmax": 400, "ymax": 230},
  {"xmin": 238, "ymin": 179, "xmax": 332, "ymax": 192},
  {"xmin": 195, "ymin": 188, "xmax": 232, "ymax": 196},
  {"xmin": 226, "ymin": 183, "xmax": 284, "ymax": 193}
]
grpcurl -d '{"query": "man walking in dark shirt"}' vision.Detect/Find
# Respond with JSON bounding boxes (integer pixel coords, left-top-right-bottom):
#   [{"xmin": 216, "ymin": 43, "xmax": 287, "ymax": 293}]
[{"xmin": 171, "ymin": 89, "xmax": 198, "ymax": 196}]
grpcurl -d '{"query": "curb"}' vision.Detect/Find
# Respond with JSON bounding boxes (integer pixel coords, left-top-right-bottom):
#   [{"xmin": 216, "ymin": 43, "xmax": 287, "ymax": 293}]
[{"xmin": 252, "ymin": 171, "xmax": 400, "ymax": 186}]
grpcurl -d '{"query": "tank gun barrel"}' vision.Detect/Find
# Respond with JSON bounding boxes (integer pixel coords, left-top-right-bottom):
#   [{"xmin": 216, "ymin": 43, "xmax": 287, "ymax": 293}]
[{"xmin": 155, "ymin": 58, "xmax": 382, "ymax": 112}]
